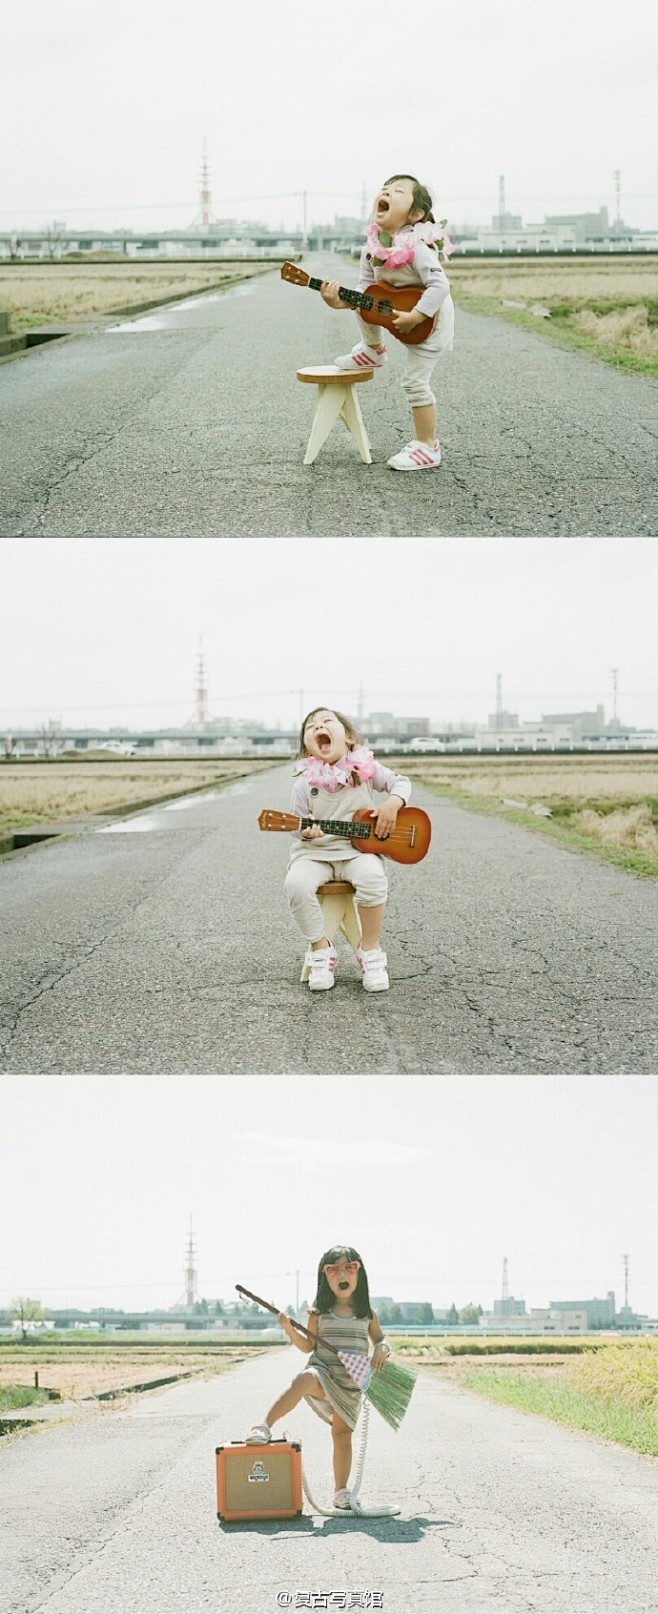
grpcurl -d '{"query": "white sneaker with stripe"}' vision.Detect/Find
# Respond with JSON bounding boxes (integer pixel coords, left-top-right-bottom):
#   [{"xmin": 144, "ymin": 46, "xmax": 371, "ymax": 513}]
[
  {"xmin": 334, "ymin": 342, "xmax": 387, "ymax": 371},
  {"xmin": 356, "ymin": 947, "xmax": 389, "ymax": 992},
  {"xmin": 306, "ymin": 945, "xmax": 338, "ymax": 991},
  {"xmin": 388, "ymin": 440, "xmax": 442, "ymax": 470}
]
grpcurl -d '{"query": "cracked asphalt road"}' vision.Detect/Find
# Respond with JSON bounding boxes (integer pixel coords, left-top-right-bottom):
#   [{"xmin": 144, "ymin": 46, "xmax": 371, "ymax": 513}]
[
  {"xmin": 1, "ymin": 254, "xmax": 657, "ymax": 536},
  {"xmin": 1, "ymin": 766, "xmax": 656, "ymax": 1074},
  {"xmin": 2, "ymin": 1351, "xmax": 658, "ymax": 1614}
]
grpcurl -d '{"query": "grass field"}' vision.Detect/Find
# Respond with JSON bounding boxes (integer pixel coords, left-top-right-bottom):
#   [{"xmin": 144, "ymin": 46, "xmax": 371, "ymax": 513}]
[
  {"xmin": 0, "ymin": 758, "xmax": 276, "ymax": 838},
  {"xmin": 389, "ymin": 1334, "xmax": 610, "ymax": 1364},
  {"xmin": 448, "ymin": 255, "xmax": 658, "ymax": 376},
  {"xmin": 390, "ymin": 1334, "xmax": 658, "ymax": 1457},
  {"xmin": 0, "ymin": 261, "xmax": 275, "ymax": 333},
  {"xmin": 387, "ymin": 754, "xmax": 658, "ymax": 880},
  {"xmin": 459, "ymin": 1341, "xmax": 658, "ymax": 1458},
  {"xmin": 0, "ymin": 1337, "xmax": 264, "ymax": 1401}
]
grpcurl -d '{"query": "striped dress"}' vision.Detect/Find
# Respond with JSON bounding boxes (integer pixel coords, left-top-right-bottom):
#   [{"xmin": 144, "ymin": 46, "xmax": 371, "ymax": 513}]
[{"xmin": 304, "ymin": 1309, "xmax": 370, "ymax": 1430}]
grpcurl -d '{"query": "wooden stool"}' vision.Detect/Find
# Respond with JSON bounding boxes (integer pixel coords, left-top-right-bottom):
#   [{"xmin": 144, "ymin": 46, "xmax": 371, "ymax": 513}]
[
  {"xmin": 300, "ymin": 881, "xmax": 363, "ymax": 982},
  {"xmin": 296, "ymin": 366, "xmax": 373, "ymax": 465}
]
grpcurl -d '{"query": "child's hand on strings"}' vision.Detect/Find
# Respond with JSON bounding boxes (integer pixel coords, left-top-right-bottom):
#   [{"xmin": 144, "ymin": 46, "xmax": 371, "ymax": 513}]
[
  {"xmin": 302, "ymin": 819, "xmax": 324, "ymax": 840},
  {"xmin": 320, "ymin": 280, "xmax": 344, "ymax": 309},
  {"xmin": 369, "ymin": 795, "xmax": 403, "ymax": 839}
]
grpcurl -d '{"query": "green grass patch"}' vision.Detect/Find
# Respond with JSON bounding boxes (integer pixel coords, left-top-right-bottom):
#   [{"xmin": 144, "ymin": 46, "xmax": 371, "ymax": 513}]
[
  {"xmin": 446, "ymin": 1339, "xmax": 597, "ymax": 1357},
  {"xmin": 462, "ymin": 1369, "xmax": 658, "ymax": 1457},
  {"xmin": 0, "ymin": 1385, "xmax": 51, "ymax": 1410},
  {"xmin": 452, "ymin": 291, "xmax": 658, "ymax": 378},
  {"xmin": 0, "ymin": 1333, "xmax": 282, "ymax": 1356},
  {"xmin": 414, "ymin": 779, "xmax": 658, "ymax": 880}
]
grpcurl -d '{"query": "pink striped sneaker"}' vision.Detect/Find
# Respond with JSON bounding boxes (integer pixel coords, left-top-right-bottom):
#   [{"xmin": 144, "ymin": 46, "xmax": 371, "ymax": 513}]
[
  {"xmin": 334, "ymin": 343, "xmax": 387, "ymax": 371},
  {"xmin": 306, "ymin": 945, "xmax": 338, "ymax": 991},
  {"xmin": 388, "ymin": 440, "xmax": 442, "ymax": 470}
]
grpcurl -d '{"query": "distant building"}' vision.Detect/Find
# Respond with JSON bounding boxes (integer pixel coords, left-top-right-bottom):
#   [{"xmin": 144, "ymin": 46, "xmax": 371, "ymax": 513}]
[
  {"xmin": 544, "ymin": 207, "xmax": 615, "ymax": 245},
  {"xmin": 488, "ymin": 708, "xmax": 520, "ymax": 731},
  {"xmin": 493, "ymin": 1296, "xmax": 526, "ymax": 1318},
  {"xmin": 615, "ymin": 1305, "xmax": 649, "ymax": 1331},
  {"xmin": 480, "ymin": 1307, "xmax": 589, "ymax": 1335},
  {"xmin": 365, "ymin": 713, "xmax": 430, "ymax": 739},
  {"xmin": 541, "ymin": 706, "xmax": 608, "ymax": 741},
  {"xmin": 550, "ymin": 1293, "xmax": 616, "ymax": 1329}
]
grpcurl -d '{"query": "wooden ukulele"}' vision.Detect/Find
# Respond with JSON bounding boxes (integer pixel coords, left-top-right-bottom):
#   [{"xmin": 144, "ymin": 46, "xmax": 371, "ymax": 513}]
[
  {"xmin": 258, "ymin": 805, "xmax": 431, "ymax": 865},
  {"xmin": 280, "ymin": 261, "xmax": 434, "ymax": 347}
]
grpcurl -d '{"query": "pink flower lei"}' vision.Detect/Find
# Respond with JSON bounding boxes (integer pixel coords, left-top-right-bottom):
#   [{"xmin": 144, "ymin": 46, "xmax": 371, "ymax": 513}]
[
  {"xmin": 366, "ymin": 218, "xmax": 455, "ymax": 269},
  {"xmin": 297, "ymin": 744, "xmax": 377, "ymax": 793}
]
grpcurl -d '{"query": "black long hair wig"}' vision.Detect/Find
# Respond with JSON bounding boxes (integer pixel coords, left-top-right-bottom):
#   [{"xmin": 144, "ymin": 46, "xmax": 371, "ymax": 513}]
[{"xmin": 312, "ymin": 1245, "xmax": 373, "ymax": 1318}]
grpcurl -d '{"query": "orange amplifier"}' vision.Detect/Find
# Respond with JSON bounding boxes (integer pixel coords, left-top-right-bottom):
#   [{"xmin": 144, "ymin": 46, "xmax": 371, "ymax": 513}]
[{"xmin": 215, "ymin": 1438, "xmax": 303, "ymax": 1522}]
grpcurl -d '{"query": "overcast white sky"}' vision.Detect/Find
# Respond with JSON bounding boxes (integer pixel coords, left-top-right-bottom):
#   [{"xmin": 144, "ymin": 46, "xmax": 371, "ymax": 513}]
[
  {"xmin": 3, "ymin": 0, "xmax": 657, "ymax": 233},
  {"xmin": 2, "ymin": 1074, "xmax": 657, "ymax": 1315},
  {"xmin": 2, "ymin": 537, "xmax": 657, "ymax": 731}
]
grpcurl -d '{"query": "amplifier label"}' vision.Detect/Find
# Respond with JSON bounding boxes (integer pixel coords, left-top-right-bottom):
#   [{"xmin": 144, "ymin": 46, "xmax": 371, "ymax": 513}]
[{"xmin": 247, "ymin": 1461, "xmax": 270, "ymax": 1483}]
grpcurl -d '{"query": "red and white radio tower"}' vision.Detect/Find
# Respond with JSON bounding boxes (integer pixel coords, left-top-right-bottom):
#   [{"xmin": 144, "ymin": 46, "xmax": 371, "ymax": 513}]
[
  {"xmin": 196, "ymin": 638, "xmax": 208, "ymax": 729},
  {"xmin": 176, "ymin": 1216, "xmax": 199, "ymax": 1311},
  {"xmin": 191, "ymin": 140, "xmax": 219, "ymax": 231}
]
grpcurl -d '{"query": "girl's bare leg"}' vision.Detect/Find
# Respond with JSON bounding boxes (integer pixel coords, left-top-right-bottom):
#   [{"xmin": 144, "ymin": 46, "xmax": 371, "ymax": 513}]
[
  {"xmin": 412, "ymin": 402, "xmax": 438, "ymax": 448},
  {"xmin": 358, "ymin": 902, "xmax": 386, "ymax": 951},
  {"xmin": 332, "ymin": 1411, "xmax": 353, "ymax": 1491},
  {"xmin": 263, "ymin": 1371, "xmax": 325, "ymax": 1429}
]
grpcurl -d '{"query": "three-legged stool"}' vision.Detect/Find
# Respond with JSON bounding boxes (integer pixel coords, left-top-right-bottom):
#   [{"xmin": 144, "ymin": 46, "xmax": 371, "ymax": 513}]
[
  {"xmin": 299, "ymin": 881, "xmax": 363, "ymax": 982},
  {"xmin": 296, "ymin": 366, "xmax": 373, "ymax": 465}
]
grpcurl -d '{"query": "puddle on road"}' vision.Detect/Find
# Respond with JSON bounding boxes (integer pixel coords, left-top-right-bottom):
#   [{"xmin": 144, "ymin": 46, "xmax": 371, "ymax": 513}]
[
  {"xmin": 163, "ymin": 791, "xmax": 223, "ymax": 811},
  {"xmin": 97, "ymin": 814, "xmax": 161, "ymax": 833},
  {"xmin": 96, "ymin": 783, "xmax": 252, "ymax": 831},
  {"xmin": 107, "ymin": 281, "xmax": 257, "ymax": 332}
]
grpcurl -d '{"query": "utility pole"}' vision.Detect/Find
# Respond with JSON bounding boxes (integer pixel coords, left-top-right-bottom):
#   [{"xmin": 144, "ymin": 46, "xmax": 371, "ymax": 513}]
[
  {"xmin": 622, "ymin": 1253, "xmax": 629, "ymax": 1310},
  {"xmin": 495, "ymin": 672, "xmax": 503, "ymax": 730},
  {"xmin": 614, "ymin": 169, "xmax": 621, "ymax": 226},
  {"xmin": 610, "ymin": 667, "xmax": 619, "ymax": 725},
  {"xmin": 196, "ymin": 638, "xmax": 208, "ymax": 729},
  {"xmin": 182, "ymin": 1216, "xmax": 198, "ymax": 1311}
]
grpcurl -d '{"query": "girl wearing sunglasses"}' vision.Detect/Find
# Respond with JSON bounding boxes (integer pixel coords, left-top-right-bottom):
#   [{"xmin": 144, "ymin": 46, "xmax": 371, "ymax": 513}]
[{"xmin": 246, "ymin": 1245, "xmax": 390, "ymax": 1510}]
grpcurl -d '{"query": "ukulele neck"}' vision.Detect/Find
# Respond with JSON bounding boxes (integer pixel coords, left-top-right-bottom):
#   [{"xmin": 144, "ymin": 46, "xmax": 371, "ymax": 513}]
[
  {"xmin": 300, "ymin": 815, "xmax": 370, "ymax": 839},
  {"xmin": 305, "ymin": 276, "xmax": 376, "ymax": 316}
]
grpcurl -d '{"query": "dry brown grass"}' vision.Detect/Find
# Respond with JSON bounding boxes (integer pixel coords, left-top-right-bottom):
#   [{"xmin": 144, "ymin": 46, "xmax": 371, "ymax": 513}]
[
  {"xmin": 390, "ymin": 754, "xmax": 658, "ymax": 805},
  {"xmin": 449, "ymin": 256, "xmax": 658, "ymax": 305},
  {"xmin": 571, "ymin": 804, "xmax": 658, "ymax": 856},
  {"xmin": 448, "ymin": 255, "xmax": 658, "ymax": 370},
  {"xmin": 569, "ymin": 1340, "xmax": 658, "ymax": 1412},
  {"xmin": 388, "ymin": 753, "xmax": 658, "ymax": 870},
  {"xmin": 570, "ymin": 303, "xmax": 658, "ymax": 360},
  {"xmin": 0, "ymin": 758, "xmax": 274, "ymax": 835},
  {"xmin": 0, "ymin": 1344, "xmax": 251, "ymax": 1400},
  {"xmin": 0, "ymin": 262, "xmax": 274, "ymax": 332}
]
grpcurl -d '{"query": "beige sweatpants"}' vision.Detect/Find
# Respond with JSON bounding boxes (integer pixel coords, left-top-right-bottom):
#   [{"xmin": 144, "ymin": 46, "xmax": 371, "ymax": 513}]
[
  {"xmin": 284, "ymin": 854, "xmax": 388, "ymax": 943},
  {"xmin": 355, "ymin": 293, "xmax": 455, "ymax": 406}
]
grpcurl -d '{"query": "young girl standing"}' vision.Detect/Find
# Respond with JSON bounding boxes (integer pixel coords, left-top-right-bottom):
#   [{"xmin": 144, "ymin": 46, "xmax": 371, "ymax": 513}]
[
  {"xmin": 246, "ymin": 1246, "xmax": 390, "ymax": 1510},
  {"xmin": 321, "ymin": 174, "xmax": 455, "ymax": 470},
  {"xmin": 284, "ymin": 706, "xmax": 412, "ymax": 992}
]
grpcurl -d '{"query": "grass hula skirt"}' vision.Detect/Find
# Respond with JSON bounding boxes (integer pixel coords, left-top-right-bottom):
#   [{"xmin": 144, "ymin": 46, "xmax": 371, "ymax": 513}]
[{"xmin": 236, "ymin": 1284, "xmax": 417, "ymax": 1432}]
